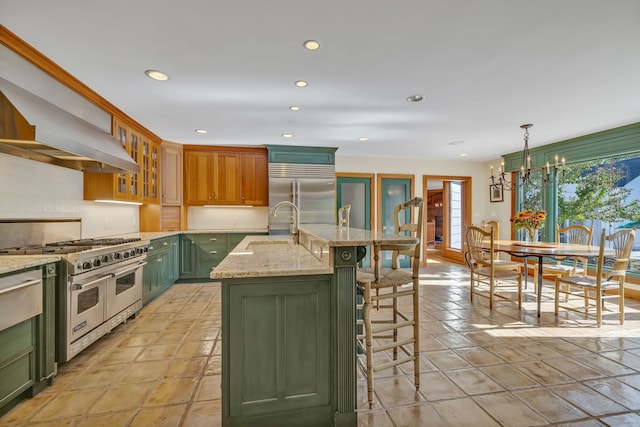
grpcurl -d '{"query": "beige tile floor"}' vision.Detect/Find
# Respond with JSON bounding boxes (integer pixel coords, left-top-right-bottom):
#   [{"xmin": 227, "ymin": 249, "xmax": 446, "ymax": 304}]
[{"xmin": 2, "ymin": 257, "xmax": 640, "ymax": 426}]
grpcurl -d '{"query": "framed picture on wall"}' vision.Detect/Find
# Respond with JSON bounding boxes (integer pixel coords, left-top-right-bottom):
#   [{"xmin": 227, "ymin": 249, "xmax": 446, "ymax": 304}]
[{"xmin": 489, "ymin": 184, "xmax": 503, "ymax": 203}]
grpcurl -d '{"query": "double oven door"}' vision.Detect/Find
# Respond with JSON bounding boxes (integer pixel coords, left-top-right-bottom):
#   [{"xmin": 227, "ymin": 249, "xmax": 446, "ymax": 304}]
[{"xmin": 69, "ymin": 257, "xmax": 146, "ymax": 343}]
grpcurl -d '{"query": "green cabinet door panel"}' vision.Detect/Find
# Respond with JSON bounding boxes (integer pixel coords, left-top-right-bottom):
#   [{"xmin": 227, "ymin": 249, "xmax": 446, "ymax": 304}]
[
  {"xmin": 144, "ymin": 236, "xmax": 179, "ymax": 304},
  {"xmin": 225, "ymin": 275, "xmax": 332, "ymax": 425},
  {"xmin": 179, "ymin": 235, "xmax": 197, "ymax": 279}
]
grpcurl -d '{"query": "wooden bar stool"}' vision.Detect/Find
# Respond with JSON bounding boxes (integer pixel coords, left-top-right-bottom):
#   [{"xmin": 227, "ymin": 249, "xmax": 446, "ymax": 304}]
[{"xmin": 355, "ymin": 197, "xmax": 423, "ymax": 409}]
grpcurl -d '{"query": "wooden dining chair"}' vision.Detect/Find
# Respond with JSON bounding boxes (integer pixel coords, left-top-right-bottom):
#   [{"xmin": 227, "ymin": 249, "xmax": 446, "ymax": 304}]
[
  {"xmin": 355, "ymin": 197, "xmax": 423, "ymax": 409},
  {"xmin": 555, "ymin": 228, "xmax": 635, "ymax": 326},
  {"xmin": 480, "ymin": 220, "xmax": 523, "ymax": 273},
  {"xmin": 530, "ymin": 224, "xmax": 593, "ymax": 290},
  {"xmin": 465, "ymin": 225, "xmax": 523, "ymax": 309}
]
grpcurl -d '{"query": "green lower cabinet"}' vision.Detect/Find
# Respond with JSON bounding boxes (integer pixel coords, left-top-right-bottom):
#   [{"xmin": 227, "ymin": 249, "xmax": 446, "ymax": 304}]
[
  {"xmin": 179, "ymin": 233, "xmax": 265, "ymax": 281},
  {"xmin": 0, "ymin": 319, "xmax": 34, "ymax": 416},
  {"xmin": 223, "ymin": 275, "xmax": 333, "ymax": 426},
  {"xmin": 195, "ymin": 234, "xmax": 228, "ymax": 279},
  {"xmin": 143, "ymin": 236, "xmax": 178, "ymax": 304},
  {"xmin": 0, "ymin": 263, "xmax": 56, "ymax": 416}
]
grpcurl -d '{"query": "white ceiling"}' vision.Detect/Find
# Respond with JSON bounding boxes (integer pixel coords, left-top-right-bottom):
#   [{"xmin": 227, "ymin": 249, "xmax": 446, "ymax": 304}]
[{"xmin": 2, "ymin": 0, "xmax": 639, "ymax": 162}]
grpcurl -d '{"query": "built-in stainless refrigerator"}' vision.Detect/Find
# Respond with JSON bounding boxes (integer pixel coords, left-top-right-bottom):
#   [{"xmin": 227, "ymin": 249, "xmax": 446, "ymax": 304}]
[{"xmin": 268, "ymin": 163, "xmax": 336, "ymax": 235}]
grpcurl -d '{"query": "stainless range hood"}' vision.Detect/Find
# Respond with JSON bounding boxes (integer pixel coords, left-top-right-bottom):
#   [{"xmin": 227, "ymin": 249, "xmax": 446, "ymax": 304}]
[{"xmin": 0, "ymin": 77, "xmax": 139, "ymax": 173}]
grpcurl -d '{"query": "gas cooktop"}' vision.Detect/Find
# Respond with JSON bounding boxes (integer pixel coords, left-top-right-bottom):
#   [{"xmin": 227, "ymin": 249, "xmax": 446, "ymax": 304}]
[{"xmin": 0, "ymin": 237, "xmax": 144, "ymax": 256}]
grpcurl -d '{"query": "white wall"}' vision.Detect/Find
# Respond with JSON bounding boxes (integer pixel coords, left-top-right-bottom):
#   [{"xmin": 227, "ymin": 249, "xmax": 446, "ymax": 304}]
[
  {"xmin": 0, "ymin": 150, "xmax": 513, "ymax": 239},
  {"xmin": 335, "ymin": 155, "xmax": 513, "ymax": 238},
  {"xmin": 188, "ymin": 206, "xmax": 269, "ymax": 231},
  {"xmin": 0, "ymin": 153, "xmax": 139, "ymax": 238}
]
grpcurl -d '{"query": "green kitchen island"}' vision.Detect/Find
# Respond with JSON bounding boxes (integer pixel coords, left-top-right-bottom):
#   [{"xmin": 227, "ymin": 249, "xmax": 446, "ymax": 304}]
[{"xmin": 211, "ymin": 225, "xmax": 418, "ymax": 427}]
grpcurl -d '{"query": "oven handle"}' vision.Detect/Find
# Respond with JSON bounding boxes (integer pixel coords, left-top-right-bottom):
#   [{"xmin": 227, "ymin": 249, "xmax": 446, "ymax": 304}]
[
  {"xmin": 74, "ymin": 275, "xmax": 112, "ymax": 290},
  {"xmin": 0, "ymin": 278, "xmax": 41, "ymax": 295},
  {"xmin": 113, "ymin": 261, "xmax": 148, "ymax": 278}
]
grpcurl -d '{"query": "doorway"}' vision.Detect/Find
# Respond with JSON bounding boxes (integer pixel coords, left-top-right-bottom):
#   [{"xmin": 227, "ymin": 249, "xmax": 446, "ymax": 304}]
[
  {"xmin": 378, "ymin": 174, "xmax": 414, "ymax": 268},
  {"xmin": 423, "ymin": 175, "xmax": 471, "ymax": 264},
  {"xmin": 336, "ymin": 173, "xmax": 374, "ymax": 267}
]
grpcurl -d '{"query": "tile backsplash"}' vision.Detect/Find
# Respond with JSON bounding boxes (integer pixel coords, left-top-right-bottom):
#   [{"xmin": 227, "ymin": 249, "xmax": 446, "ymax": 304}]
[{"xmin": 0, "ymin": 153, "xmax": 138, "ymax": 239}]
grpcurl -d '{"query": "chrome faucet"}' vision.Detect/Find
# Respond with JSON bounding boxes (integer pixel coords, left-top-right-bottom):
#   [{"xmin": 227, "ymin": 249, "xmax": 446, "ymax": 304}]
[{"xmin": 272, "ymin": 201, "xmax": 300, "ymax": 243}]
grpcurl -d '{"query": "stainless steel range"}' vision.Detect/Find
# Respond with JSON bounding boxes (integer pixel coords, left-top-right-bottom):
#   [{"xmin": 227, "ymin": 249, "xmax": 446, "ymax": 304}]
[
  {"xmin": 0, "ymin": 220, "xmax": 149, "ymax": 363},
  {"xmin": 53, "ymin": 238, "xmax": 149, "ymax": 362}
]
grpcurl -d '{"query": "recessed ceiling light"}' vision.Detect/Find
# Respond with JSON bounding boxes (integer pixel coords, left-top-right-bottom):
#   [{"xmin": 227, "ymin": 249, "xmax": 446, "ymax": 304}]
[
  {"xmin": 282, "ymin": 133, "xmax": 293, "ymax": 138},
  {"xmin": 303, "ymin": 40, "xmax": 320, "ymax": 50},
  {"xmin": 459, "ymin": 153, "xmax": 469, "ymax": 157},
  {"xmin": 195, "ymin": 129, "xmax": 208, "ymax": 134},
  {"xmin": 358, "ymin": 137, "xmax": 369, "ymax": 142},
  {"xmin": 289, "ymin": 106, "xmax": 300, "ymax": 111},
  {"xmin": 145, "ymin": 70, "xmax": 169, "ymax": 81},
  {"xmin": 406, "ymin": 94, "xmax": 424, "ymax": 102},
  {"xmin": 295, "ymin": 80, "xmax": 308, "ymax": 87}
]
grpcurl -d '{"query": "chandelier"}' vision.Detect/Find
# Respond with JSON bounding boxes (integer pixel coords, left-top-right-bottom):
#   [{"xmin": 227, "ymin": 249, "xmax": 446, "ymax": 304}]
[{"xmin": 490, "ymin": 124, "xmax": 565, "ymax": 191}]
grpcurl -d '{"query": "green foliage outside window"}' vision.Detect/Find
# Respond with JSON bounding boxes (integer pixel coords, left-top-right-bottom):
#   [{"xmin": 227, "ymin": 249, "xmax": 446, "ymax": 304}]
[{"xmin": 558, "ymin": 156, "xmax": 640, "ymax": 229}]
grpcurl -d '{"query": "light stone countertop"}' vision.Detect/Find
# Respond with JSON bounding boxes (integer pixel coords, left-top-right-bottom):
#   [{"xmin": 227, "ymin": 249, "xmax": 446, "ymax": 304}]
[
  {"xmin": 298, "ymin": 224, "xmax": 419, "ymax": 246},
  {"xmin": 210, "ymin": 225, "xmax": 419, "ymax": 280},
  {"xmin": 0, "ymin": 255, "xmax": 61, "ymax": 275},
  {"xmin": 210, "ymin": 235, "xmax": 332, "ymax": 279}
]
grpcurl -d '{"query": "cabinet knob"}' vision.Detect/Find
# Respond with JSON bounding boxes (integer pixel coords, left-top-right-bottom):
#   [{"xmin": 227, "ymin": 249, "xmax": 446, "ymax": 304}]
[
  {"xmin": 210, "ymin": 250, "xmax": 218, "ymax": 254},
  {"xmin": 163, "ymin": 242, "xmax": 168, "ymax": 246},
  {"xmin": 209, "ymin": 238, "xmax": 217, "ymax": 241}
]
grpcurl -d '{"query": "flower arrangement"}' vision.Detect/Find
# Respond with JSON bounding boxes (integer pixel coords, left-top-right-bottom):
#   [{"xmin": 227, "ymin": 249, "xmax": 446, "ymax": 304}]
[{"xmin": 510, "ymin": 209, "xmax": 546, "ymax": 242}]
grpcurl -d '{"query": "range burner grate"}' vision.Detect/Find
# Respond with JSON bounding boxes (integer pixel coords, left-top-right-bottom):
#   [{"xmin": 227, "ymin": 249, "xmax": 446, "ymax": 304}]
[
  {"xmin": 46, "ymin": 237, "xmax": 142, "ymax": 247},
  {"xmin": 0, "ymin": 246, "xmax": 93, "ymax": 255}
]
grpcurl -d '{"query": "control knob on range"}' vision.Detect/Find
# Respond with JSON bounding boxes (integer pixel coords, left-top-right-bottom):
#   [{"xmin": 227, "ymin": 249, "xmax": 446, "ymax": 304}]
[
  {"xmin": 93, "ymin": 259, "xmax": 101, "ymax": 267},
  {"xmin": 130, "ymin": 249, "xmax": 136, "ymax": 257},
  {"xmin": 114, "ymin": 252, "xmax": 122, "ymax": 260},
  {"xmin": 82, "ymin": 261, "xmax": 92, "ymax": 270},
  {"xmin": 102, "ymin": 255, "xmax": 110, "ymax": 263},
  {"xmin": 123, "ymin": 251, "xmax": 130, "ymax": 259}
]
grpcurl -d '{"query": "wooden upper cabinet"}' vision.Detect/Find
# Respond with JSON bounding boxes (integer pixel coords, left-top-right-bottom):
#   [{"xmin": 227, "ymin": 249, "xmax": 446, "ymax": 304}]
[
  {"xmin": 241, "ymin": 152, "xmax": 268, "ymax": 206},
  {"xmin": 183, "ymin": 146, "xmax": 268, "ymax": 206},
  {"xmin": 161, "ymin": 141, "xmax": 183, "ymax": 205},
  {"xmin": 213, "ymin": 151, "xmax": 242, "ymax": 204},
  {"xmin": 84, "ymin": 117, "xmax": 161, "ymax": 204},
  {"xmin": 184, "ymin": 150, "xmax": 214, "ymax": 205}
]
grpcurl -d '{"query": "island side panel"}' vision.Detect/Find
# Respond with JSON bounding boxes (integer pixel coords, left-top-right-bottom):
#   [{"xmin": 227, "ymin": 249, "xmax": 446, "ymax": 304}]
[{"xmin": 222, "ymin": 274, "xmax": 334, "ymax": 427}]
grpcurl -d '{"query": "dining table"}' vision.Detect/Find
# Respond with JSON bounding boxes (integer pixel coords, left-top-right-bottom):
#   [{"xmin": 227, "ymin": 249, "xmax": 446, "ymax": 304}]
[{"xmin": 481, "ymin": 239, "xmax": 613, "ymax": 317}]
